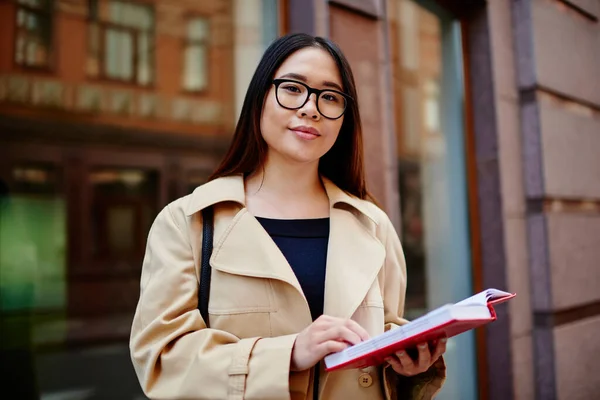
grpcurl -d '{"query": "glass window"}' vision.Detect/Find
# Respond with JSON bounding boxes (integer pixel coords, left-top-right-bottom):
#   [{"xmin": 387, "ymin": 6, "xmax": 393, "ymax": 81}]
[
  {"xmin": 261, "ymin": 0, "xmax": 279, "ymax": 47},
  {"xmin": 233, "ymin": 0, "xmax": 281, "ymax": 119},
  {"xmin": 1, "ymin": 163, "xmax": 155, "ymax": 398},
  {"xmin": 0, "ymin": 163, "xmax": 67, "ymax": 398},
  {"xmin": 89, "ymin": 168, "xmax": 157, "ymax": 268},
  {"xmin": 0, "ymin": 0, "xmax": 282, "ymax": 397},
  {"xmin": 87, "ymin": 1, "xmax": 155, "ymax": 86},
  {"xmin": 183, "ymin": 17, "xmax": 210, "ymax": 92},
  {"xmin": 1, "ymin": 164, "xmax": 66, "ymax": 311},
  {"xmin": 14, "ymin": 0, "xmax": 54, "ymax": 68},
  {"xmin": 392, "ymin": 0, "xmax": 444, "ymax": 320},
  {"xmin": 389, "ymin": 1, "xmax": 475, "ymax": 399}
]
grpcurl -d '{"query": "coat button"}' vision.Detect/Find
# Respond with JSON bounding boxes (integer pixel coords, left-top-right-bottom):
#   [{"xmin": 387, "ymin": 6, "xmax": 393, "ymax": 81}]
[{"xmin": 358, "ymin": 372, "xmax": 373, "ymax": 388}]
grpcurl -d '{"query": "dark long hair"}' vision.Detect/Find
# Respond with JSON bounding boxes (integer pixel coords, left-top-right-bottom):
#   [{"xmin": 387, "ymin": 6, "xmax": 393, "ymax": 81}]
[{"xmin": 209, "ymin": 33, "xmax": 370, "ymax": 200}]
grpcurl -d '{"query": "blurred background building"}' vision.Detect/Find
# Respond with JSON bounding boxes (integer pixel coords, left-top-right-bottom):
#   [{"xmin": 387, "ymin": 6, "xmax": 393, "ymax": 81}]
[{"xmin": 0, "ymin": 0, "xmax": 598, "ymax": 399}]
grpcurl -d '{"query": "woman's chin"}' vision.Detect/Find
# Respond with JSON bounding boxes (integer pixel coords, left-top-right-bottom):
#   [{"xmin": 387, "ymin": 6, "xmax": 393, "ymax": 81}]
[
  {"xmin": 267, "ymin": 144, "xmax": 326, "ymax": 166},
  {"xmin": 283, "ymin": 147, "xmax": 331, "ymax": 165},
  {"xmin": 285, "ymin": 154, "xmax": 322, "ymax": 165}
]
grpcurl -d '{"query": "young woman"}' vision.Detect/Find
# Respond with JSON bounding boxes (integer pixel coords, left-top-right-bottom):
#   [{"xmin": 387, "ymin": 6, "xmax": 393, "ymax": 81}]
[{"xmin": 130, "ymin": 33, "xmax": 446, "ymax": 400}]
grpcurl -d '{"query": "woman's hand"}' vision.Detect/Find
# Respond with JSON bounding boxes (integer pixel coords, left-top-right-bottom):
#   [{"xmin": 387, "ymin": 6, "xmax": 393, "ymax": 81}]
[
  {"xmin": 385, "ymin": 338, "xmax": 447, "ymax": 376},
  {"xmin": 291, "ymin": 315, "xmax": 370, "ymax": 371}
]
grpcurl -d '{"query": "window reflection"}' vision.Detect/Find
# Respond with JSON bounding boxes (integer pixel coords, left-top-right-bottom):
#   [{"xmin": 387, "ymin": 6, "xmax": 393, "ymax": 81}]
[
  {"xmin": 1, "ymin": 164, "xmax": 66, "ymax": 313},
  {"xmin": 14, "ymin": 0, "xmax": 54, "ymax": 68},
  {"xmin": 87, "ymin": 0, "xmax": 155, "ymax": 86},
  {"xmin": 183, "ymin": 17, "xmax": 210, "ymax": 92},
  {"xmin": 390, "ymin": 3, "xmax": 477, "ymax": 398},
  {"xmin": 390, "ymin": 0, "xmax": 443, "ymax": 319},
  {"xmin": 0, "ymin": 163, "xmax": 66, "ymax": 398},
  {"xmin": 89, "ymin": 168, "xmax": 157, "ymax": 291},
  {"xmin": 1, "ymin": 0, "xmax": 282, "ymax": 397}
]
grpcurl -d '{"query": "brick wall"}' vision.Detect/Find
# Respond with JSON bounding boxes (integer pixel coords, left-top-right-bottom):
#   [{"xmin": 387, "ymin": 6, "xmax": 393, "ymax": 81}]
[
  {"xmin": 0, "ymin": 0, "xmax": 235, "ymax": 137},
  {"xmin": 512, "ymin": 0, "xmax": 600, "ymax": 398}
]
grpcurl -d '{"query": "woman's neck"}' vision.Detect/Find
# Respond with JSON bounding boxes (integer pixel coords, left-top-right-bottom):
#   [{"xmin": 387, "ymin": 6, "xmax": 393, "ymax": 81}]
[{"xmin": 244, "ymin": 156, "xmax": 330, "ymax": 219}]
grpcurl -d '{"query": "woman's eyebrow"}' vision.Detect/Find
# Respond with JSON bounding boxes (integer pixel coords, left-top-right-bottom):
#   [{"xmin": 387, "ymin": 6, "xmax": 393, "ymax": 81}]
[{"xmin": 279, "ymin": 72, "xmax": 344, "ymax": 92}]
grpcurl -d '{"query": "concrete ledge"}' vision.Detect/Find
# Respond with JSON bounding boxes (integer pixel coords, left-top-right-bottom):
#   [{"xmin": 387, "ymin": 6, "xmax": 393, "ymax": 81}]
[
  {"xmin": 540, "ymin": 102, "xmax": 600, "ymax": 199},
  {"xmin": 548, "ymin": 213, "xmax": 600, "ymax": 309},
  {"xmin": 328, "ymin": 0, "xmax": 383, "ymax": 19},
  {"xmin": 532, "ymin": 0, "xmax": 600, "ymax": 106},
  {"xmin": 554, "ymin": 315, "xmax": 600, "ymax": 400}
]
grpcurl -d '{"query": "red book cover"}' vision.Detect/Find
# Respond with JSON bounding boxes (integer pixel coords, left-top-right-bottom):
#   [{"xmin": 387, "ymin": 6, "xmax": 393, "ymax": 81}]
[{"xmin": 324, "ymin": 289, "xmax": 516, "ymax": 372}]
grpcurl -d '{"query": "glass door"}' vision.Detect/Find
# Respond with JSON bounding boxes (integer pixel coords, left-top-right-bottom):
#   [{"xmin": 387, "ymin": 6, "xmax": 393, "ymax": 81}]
[{"xmin": 388, "ymin": 0, "xmax": 476, "ymax": 398}]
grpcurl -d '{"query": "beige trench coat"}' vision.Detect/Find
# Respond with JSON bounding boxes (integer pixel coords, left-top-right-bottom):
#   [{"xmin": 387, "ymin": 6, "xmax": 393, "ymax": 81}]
[{"xmin": 130, "ymin": 175, "xmax": 445, "ymax": 400}]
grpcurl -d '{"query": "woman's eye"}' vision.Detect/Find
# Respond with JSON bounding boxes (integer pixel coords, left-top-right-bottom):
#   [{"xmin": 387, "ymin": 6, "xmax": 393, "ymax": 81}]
[
  {"xmin": 322, "ymin": 93, "xmax": 340, "ymax": 103},
  {"xmin": 283, "ymin": 85, "xmax": 302, "ymax": 93}
]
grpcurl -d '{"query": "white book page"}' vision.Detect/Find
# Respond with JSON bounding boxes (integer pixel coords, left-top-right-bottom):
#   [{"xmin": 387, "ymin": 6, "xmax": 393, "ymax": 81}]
[
  {"xmin": 325, "ymin": 289, "xmax": 511, "ymax": 369},
  {"xmin": 455, "ymin": 288, "xmax": 513, "ymax": 307},
  {"xmin": 331, "ymin": 304, "xmax": 454, "ymax": 363}
]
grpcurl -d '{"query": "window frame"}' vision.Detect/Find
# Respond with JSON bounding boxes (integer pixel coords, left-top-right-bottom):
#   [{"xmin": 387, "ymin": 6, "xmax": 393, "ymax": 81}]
[
  {"xmin": 13, "ymin": 0, "xmax": 56, "ymax": 71},
  {"xmin": 181, "ymin": 14, "xmax": 211, "ymax": 95},
  {"xmin": 86, "ymin": 0, "xmax": 156, "ymax": 87}
]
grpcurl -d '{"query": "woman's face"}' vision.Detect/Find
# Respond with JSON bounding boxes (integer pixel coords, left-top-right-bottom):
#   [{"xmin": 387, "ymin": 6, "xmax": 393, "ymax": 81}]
[{"xmin": 260, "ymin": 47, "xmax": 345, "ymax": 166}]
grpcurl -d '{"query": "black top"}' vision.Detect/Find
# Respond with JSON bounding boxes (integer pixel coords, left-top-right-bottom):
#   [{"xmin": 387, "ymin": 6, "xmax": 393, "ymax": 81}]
[{"xmin": 256, "ymin": 217, "xmax": 329, "ymax": 321}]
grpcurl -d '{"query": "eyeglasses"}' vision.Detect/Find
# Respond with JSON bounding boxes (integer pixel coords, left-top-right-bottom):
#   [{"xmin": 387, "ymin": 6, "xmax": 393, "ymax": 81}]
[{"xmin": 272, "ymin": 78, "xmax": 353, "ymax": 120}]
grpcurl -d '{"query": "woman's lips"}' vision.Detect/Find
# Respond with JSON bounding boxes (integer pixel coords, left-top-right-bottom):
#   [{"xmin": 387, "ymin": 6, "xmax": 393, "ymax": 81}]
[{"xmin": 290, "ymin": 126, "xmax": 321, "ymax": 140}]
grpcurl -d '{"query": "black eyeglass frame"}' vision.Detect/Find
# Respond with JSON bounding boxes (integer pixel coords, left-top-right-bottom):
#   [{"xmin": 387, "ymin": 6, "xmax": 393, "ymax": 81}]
[{"xmin": 272, "ymin": 78, "xmax": 354, "ymax": 120}]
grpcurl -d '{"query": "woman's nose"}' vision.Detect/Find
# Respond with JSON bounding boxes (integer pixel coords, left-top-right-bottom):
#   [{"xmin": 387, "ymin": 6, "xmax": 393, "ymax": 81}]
[{"xmin": 298, "ymin": 94, "xmax": 320, "ymax": 120}]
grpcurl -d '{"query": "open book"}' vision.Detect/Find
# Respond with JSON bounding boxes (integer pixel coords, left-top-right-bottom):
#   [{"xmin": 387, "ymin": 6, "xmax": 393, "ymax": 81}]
[{"xmin": 324, "ymin": 288, "xmax": 516, "ymax": 372}]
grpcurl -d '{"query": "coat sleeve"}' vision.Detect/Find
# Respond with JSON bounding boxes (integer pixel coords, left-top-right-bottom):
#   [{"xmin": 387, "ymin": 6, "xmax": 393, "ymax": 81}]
[
  {"xmin": 378, "ymin": 216, "xmax": 446, "ymax": 400},
  {"xmin": 129, "ymin": 204, "xmax": 298, "ymax": 400}
]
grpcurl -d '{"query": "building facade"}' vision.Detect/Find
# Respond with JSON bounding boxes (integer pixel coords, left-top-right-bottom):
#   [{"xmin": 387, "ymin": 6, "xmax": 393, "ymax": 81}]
[
  {"xmin": 1, "ymin": 0, "xmax": 599, "ymax": 399},
  {"xmin": 0, "ymin": 0, "xmax": 281, "ymax": 398},
  {"xmin": 300, "ymin": 1, "xmax": 600, "ymax": 399}
]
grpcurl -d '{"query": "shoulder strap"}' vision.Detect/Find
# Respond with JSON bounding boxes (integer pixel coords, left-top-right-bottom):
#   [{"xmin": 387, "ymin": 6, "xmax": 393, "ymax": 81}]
[{"xmin": 199, "ymin": 206, "xmax": 214, "ymax": 328}]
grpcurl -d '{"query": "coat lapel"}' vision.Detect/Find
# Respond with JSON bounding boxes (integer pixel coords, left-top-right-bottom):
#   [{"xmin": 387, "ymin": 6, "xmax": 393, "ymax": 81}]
[
  {"xmin": 187, "ymin": 174, "xmax": 387, "ymax": 321},
  {"xmin": 186, "ymin": 175, "xmax": 305, "ymax": 298},
  {"xmin": 322, "ymin": 178, "xmax": 386, "ymax": 320},
  {"xmin": 209, "ymin": 208, "xmax": 306, "ymax": 301},
  {"xmin": 323, "ymin": 198, "xmax": 386, "ymax": 320}
]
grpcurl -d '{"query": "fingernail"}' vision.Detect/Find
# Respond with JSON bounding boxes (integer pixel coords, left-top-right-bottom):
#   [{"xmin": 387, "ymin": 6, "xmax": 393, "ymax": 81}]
[
  {"xmin": 441, "ymin": 338, "xmax": 448, "ymax": 343},
  {"xmin": 398, "ymin": 351, "xmax": 405, "ymax": 357},
  {"xmin": 418, "ymin": 344, "xmax": 427, "ymax": 349}
]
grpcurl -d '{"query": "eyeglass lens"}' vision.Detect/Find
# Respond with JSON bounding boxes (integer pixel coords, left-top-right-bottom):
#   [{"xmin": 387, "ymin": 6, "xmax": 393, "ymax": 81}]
[{"xmin": 276, "ymin": 81, "xmax": 347, "ymax": 119}]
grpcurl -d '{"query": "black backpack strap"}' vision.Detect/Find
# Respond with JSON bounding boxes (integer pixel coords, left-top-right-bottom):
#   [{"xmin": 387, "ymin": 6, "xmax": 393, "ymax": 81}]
[{"xmin": 199, "ymin": 206, "xmax": 214, "ymax": 328}]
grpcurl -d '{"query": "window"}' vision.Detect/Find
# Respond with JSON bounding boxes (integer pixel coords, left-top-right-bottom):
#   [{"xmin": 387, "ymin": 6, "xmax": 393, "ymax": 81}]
[
  {"xmin": 14, "ymin": 0, "xmax": 54, "ymax": 68},
  {"xmin": 1, "ymin": 163, "xmax": 66, "ymax": 312},
  {"xmin": 89, "ymin": 168, "xmax": 158, "ymax": 267},
  {"xmin": 183, "ymin": 17, "xmax": 209, "ymax": 92},
  {"xmin": 390, "ymin": 1, "xmax": 474, "ymax": 398},
  {"xmin": 87, "ymin": 1, "xmax": 155, "ymax": 86}
]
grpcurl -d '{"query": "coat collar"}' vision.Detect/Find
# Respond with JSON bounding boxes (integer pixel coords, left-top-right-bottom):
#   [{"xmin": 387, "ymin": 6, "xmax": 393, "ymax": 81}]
[
  {"xmin": 189, "ymin": 175, "xmax": 386, "ymax": 321},
  {"xmin": 185, "ymin": 174, "xmax": 378, "ymax": 223},
  {"xmin": 184, "ymin": 175, "xmax": 246, "ymax": 215}
]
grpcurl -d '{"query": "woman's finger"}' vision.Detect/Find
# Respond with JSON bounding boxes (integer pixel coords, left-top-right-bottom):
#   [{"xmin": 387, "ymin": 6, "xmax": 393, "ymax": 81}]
[
  {"xmin": 312, "ymin": 315, "xmax": 338, "ymax": 331},
  {"xmin": 316, "ymin": 340, "xmax": 349, "ymax": 357},
  {"xmin": 319, "ymin": 325, "xmax": 362, "ymax": 346},
  {"xmin": 416, "ymin": 343, "xmax": 431, "ymax": 370},
  {"xmin": 385, "ymin": 356, "xmax": 403, "ymax": 372},
  {"xmin": 431, "ymin": 337, "xmax": 447, "ymax": 362},
  {"xmin": 396, "ymin": 350, "xmax": 416, "ymax": 372},
  {"xmin": 313, "ymin": 317, "xmax": 369, "ymax": 342},
  {"xmin": 343, "ymin": 319, "xmax": 371, "ymax": 342}
]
